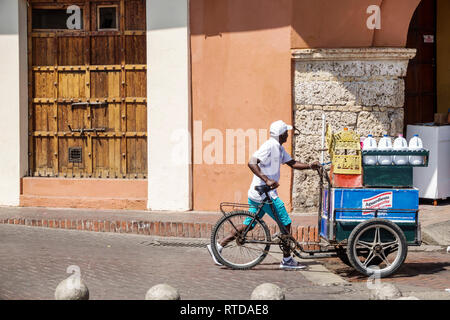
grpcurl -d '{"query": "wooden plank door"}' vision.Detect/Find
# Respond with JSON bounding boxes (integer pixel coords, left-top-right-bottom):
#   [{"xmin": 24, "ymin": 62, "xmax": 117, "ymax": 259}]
[
  {"xmin": 405, "ymin": 0, "xmax": 437, "ymax": 126},
  {"xmin": 28, "ymin": 0, "xmax": 147, "ymax": 179}
]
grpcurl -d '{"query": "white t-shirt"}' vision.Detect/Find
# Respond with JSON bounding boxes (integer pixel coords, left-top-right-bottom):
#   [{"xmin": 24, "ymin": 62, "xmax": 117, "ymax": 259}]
[{"xmin": 247, "ymin": 137, "xmax": 292, "ymax": 202}]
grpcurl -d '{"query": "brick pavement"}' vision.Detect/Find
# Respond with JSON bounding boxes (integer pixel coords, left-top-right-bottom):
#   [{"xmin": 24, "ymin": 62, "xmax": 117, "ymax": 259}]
[
  {"xmin": 321, "ymin": 250, "xmax": 450, "ymax": 292},
  {"xmin": 0, "ymin": 224, "xmax": 364, "ymax": 300},
  {"xmin": 1, "ymin": 224, "xmax": 449, "ymax": 300}
]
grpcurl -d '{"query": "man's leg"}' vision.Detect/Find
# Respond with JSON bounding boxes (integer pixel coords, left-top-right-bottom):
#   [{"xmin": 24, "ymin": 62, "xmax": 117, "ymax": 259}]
[
  {"xmin": 262, "ymin": 197, "xmax": 292, "ymax": 257},
  {"xmin": 219, "ymin": 198, "xmax": 265, "ymax": 247}
]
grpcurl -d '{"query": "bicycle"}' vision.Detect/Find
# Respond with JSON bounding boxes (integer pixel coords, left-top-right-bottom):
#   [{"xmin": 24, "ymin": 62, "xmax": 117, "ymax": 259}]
[
  {"xmin": 210, "ymin": 168, "xmax": 329, "ymax": 270},
  {"xmin": 210, "ymin": 166, "xmax": 419, "ymax": 278}
]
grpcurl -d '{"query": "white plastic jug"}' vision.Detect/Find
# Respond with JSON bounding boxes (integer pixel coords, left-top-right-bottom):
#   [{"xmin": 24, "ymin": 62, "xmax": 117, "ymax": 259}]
[
  {"xmin": 393, "ymin": 134, "xmax": 408, "ymax": 165},
  {"xmin": 377, "ymin": 135, "xmax": 393, "ymax": 165},
  {"xmin": 363, "ymin": 135, "xmax": 377, "ymax": 165},
  {"xmin": 409, "ymin": 134, "xmax": 424, "ymax": 165}
]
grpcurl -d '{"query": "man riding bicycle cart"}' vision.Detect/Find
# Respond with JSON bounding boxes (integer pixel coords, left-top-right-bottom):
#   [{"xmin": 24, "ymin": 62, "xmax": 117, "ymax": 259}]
[{"xmin": 207, "ymin": 120, "xmax": 428, "ymax": 278}]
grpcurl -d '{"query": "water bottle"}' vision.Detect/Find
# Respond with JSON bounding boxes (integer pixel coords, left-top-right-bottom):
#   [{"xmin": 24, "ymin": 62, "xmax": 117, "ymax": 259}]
[
  {"xmin": 409, "ymin": 134, "xmax": 424, "ymax": 165},
  {"xmin": 393, "ymin": 134, "xmax": 408, "ymax": 165},
  {"xmin": 363, "ymin": 135, "xmax": 377, "ymax": 165},
  {"xmin": 377, "ymin": 135, "xmax": 393, "ymax": 165}
]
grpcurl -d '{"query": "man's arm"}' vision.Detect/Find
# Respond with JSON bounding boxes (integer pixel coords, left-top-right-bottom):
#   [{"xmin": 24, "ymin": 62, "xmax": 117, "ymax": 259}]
[
  {"xmin": 285, "ymin": 159, "xmax": 321, "ymax": 170},
  {"xmin": 248, "ymin": 157, "xmax": 279, "ymax": 189}
]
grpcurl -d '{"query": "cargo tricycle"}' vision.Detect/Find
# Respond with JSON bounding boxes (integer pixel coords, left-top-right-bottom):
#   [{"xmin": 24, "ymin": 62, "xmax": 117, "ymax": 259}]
[{"xmin": 209, "ymin": 163, "xmax": 425, "ymax": 278}]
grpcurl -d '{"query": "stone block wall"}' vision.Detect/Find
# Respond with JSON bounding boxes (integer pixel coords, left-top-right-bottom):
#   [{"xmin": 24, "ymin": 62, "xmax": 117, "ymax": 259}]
[{"xmin": 291, "ymin": 48, "xmax": 416, "ymax": 212}]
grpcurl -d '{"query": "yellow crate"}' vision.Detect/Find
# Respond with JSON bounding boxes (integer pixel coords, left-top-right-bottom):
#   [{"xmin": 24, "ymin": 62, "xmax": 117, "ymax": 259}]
[
  {"xmin": 326, "ymin": 127, "xmax": 362, "ymax": 175},
  {"xmin": 332, "ymin": 155, "xmax": 362, "ymax": 174}
]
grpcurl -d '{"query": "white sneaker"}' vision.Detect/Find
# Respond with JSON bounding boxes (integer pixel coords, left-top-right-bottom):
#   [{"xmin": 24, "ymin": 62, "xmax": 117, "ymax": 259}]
[
  {"xmin": 207, "ymin": 244, "xmax": 223, "ymax": 266},
  {"xmin": 279, "ymin": 257, "xmax": 307, "ymax": 270}
]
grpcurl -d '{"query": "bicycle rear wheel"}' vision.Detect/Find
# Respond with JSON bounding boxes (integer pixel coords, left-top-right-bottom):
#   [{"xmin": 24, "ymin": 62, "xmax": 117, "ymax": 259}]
[{"xmin": 211, "ymin": 211, "xmax": 271, "ymax": 270}]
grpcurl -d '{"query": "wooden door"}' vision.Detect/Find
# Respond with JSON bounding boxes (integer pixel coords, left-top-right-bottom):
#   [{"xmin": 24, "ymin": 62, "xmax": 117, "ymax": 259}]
[
  {"xmin": 405, "ymin": 0, "xmax": 437, "ymax": 126},
  {"xmin": 28, "ymin": 0, "xmax": 147, "ymax": 179}
]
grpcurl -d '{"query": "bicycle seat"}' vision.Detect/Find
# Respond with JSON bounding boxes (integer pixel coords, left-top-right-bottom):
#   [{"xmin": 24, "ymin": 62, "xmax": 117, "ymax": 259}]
[{"xmin": 255, "ymin": 185, "xmax": 272, "ymax": 195}]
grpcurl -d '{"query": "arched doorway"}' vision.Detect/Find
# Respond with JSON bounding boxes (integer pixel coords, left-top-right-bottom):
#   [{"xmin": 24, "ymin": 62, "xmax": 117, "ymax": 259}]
[{"xmin": 405, "ymin": 0, "xmax": 437, "ymax": 127}]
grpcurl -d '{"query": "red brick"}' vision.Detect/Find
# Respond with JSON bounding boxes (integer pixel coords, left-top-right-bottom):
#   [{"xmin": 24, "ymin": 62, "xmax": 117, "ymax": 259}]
[
  {"xmin": 177, "ymin": 223, "xmax": 183, "ymax": 237},
  {"xmin": 167, "ymin": 222, "xmax": 174, "ymax": 236},
  {"xmin": 93, "ymin": 221, "xmax": 98, "ymax": 232},
  {"xmin": 48, "ymin": 220, "xmax": 54, "ymax": 228},
  {"xmin": 159, "ymin": 222, "xmax": 165, "ymax": 236},
  {"xmin": 166, "ymin": 222, "xmax": 172, "ymax": 237},
  {"xmin": 165, "ymin": 222, "xmax": 172, "ymax": 237},
  {"xmin": 182, "ymin": 223, "xmax": 190, "ymax": 237},
  {"xmin": 291, "ymin": 224, "xmax": 298, "ymax": 241},
  {"xmin": 154, "ymin": 221, "xmax": 161, "ymax": 236},
  {"xmin": 309, "ymin": 226, "xmax": 315, "ymax": 243},
  {"xmin": 206, "ymin": 224, "xmax": 212, "ymax": 238},
  {"xmin": 200, "ymin": 223, "xmax": 207, "ymax": 238},
  {"xmin": 188, "ymin": 223, "xmax": 195, "ymax": 238},
  {"xmin": 105, "ymin": 221, "xmax": 110, "ymax": 232},
  {"xmin": 298, "ymin": 226, "xmax": 304, "ymax": 242},
  {"xmin": 169, "ymin": 222, "xmax": 175, "ymax": 237},
  {"xmin": 120, "ymin": 221, "xmax": 126, "ymax": 233},
  {"xmin": 132, "ymin": 221, "xmax": 138, "ymax": 234},
  {"xmin": 165, "ymin": 222, "xmax": 172, "ymax": 236},
  {"xmin": 60, "ymin": 220, "xmax": 65, "ymax": 229},
  {"xmin": 194, "ymin": 223, "xmax": 201, "ymax": 238}
]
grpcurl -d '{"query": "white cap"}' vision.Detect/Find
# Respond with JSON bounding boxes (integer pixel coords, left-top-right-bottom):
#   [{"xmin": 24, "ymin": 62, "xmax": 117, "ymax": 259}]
[{"xmin": 270, "ymin": 120, "xmax": 293, "ymax": 137}]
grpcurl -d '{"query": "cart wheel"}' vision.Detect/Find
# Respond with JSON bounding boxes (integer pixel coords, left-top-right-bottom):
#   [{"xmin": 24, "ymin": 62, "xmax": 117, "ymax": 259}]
[{"xmin": 346, "ymin": 219, "xmax": 407, "ymax": 278}]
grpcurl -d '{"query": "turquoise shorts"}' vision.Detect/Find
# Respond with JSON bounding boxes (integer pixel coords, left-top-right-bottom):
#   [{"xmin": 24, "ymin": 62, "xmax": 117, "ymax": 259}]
[{"xmin": 244, "ymin": 197, "xmax": 292, "ymax": 227}]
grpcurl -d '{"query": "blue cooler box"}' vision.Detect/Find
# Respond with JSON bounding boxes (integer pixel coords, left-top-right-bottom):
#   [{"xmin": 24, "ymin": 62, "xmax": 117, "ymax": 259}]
[{"xmin": 320, "ymin": 188, "xmax": 420, "ymax": 245}]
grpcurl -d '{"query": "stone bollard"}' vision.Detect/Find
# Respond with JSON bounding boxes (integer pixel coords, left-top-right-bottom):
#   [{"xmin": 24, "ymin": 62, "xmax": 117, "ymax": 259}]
[
  {"xmin": 55, "ymin": 276, "xmax": 89, "ymax": 300},
  {"xmin": 145, "ymin": 284, "xmax": 180, "ymax": 300},
  {"xmin": 369, "ymin": 283, "xmax": 402, "ymax": 300},
  {"xmin": 251, "ymin": 283, "xmax": 285, "ymax": 300}
]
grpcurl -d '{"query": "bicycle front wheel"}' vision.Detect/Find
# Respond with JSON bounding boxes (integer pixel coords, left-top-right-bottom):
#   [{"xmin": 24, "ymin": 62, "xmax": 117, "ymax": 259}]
[{"xmin": 211, "ymin": 211, "xmax": 271, "ymax": 270}]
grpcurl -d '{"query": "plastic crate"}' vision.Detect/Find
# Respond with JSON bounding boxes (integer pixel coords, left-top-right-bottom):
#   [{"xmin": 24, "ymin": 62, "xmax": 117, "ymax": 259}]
[{"xmin": 362, "ymin": 150, "xmax": 429, "ymax": 188}]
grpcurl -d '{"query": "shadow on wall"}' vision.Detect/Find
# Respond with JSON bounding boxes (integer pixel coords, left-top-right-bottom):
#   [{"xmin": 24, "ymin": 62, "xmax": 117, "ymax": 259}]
[{"xmin": 190, "ymin": 0, "xmax": 421, "ymax": 48}]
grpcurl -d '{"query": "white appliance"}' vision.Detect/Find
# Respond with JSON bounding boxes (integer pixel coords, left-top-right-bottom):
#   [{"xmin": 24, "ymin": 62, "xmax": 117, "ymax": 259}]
[{"xmin": 407, "ymin": 125, "xmax": 450, "ymax": 201}]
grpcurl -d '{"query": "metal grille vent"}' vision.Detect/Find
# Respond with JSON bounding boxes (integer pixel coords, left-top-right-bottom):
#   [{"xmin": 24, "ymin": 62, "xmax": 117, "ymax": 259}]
[
  {"xmin": 68, "ymin": 147, "xmax": 82, "ymax": 163},
  {"xmin": 139, "ymin": 240, "xmax": 208, "ymax": 248}
]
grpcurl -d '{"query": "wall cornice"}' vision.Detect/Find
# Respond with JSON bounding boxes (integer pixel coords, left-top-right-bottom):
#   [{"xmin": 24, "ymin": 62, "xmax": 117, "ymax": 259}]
[{"xmin": 292, "ymin": 48, "xmax": 417, "ymax": 61}]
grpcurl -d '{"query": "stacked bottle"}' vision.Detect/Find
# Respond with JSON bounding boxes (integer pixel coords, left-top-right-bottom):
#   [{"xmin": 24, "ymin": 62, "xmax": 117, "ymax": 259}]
[
  {"xmin": 393, "ymin": 134, "xmax": 408, "ymax": 165},
  {"xmin": 377, "ymin": 135, "xmax": 393, "ymax": 165},
  {"xmin": 362, "ymin": 135, "xmax": 377, "ymax": 165},
  {"xmin": 408, "ymin": 134, "xmax": 424, "ymax": 165},
  {"xmin": 362, "ymin": 134, "xmax": 425, "ymax": 166}
]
